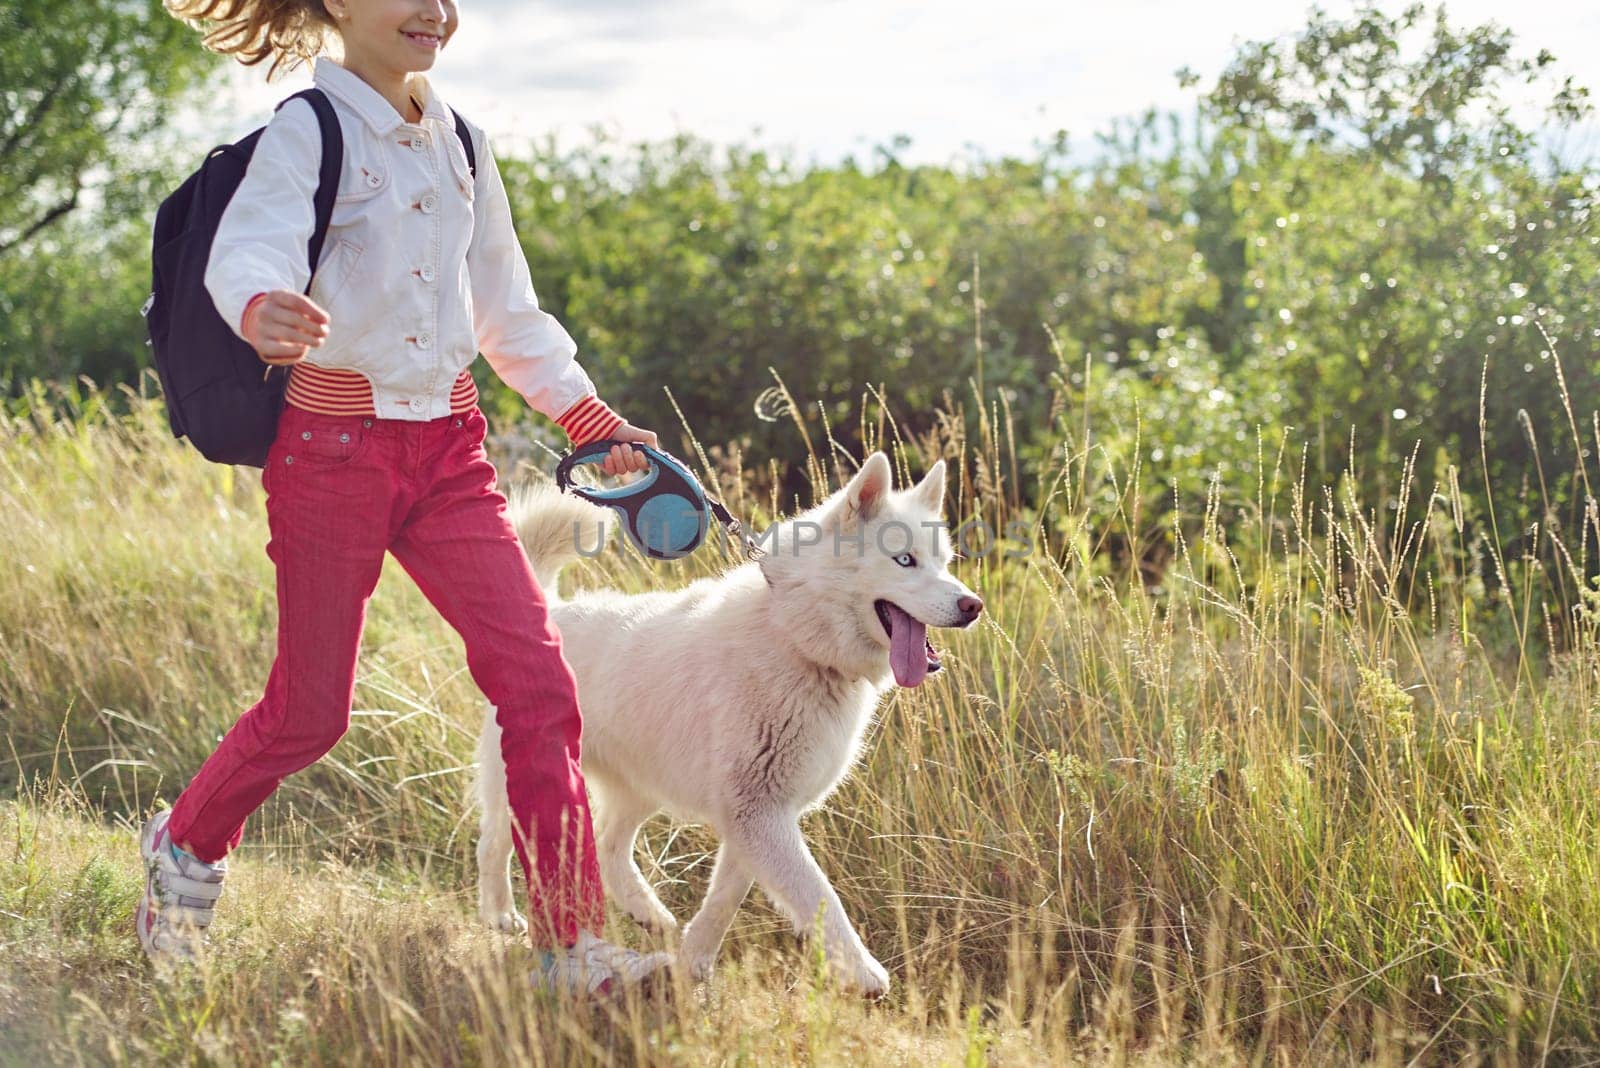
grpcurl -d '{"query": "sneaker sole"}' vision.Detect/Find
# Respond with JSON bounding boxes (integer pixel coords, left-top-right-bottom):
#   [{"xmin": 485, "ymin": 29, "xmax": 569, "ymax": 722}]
[
  {"xmin": 528, "ymin": 962, "xmax": 672, "ymax": 1002},
  {"xmin": 135, "ymin": 813, "xmax": 198, "ymax": 963},
  {"xmin": 135, "ymin": 814, "xmax": 164, "ymax": 959}
]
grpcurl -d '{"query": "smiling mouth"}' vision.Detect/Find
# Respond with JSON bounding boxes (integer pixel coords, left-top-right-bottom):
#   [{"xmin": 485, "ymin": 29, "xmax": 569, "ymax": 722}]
[
  {"xmin": 403, "ymin": 31, "xmax": 443, "ymax": 48},
  {"xmin": 874, "ymin": 599, "xmax": 942, "ymax": 688}
]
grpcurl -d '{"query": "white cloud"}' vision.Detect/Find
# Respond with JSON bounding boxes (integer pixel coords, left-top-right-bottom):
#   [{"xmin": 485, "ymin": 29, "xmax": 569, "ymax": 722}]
[{"xmin": 208, "ymin": 0, "xmax": 1599, "ymax": 165}]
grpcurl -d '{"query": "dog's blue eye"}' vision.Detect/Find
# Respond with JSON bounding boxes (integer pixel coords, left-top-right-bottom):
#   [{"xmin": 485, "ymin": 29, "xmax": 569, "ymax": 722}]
[{"xmin": 894, "ymin": 552, "xmax": 916, "ymax": 567}]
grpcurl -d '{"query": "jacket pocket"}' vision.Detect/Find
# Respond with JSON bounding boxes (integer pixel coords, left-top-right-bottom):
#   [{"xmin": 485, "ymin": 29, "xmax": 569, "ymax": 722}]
[
  {"xmin": 310, "ymin": 239, "xmax": 363, "ymax": 309},
  {"xmin": 337, "ymin": 153, "xmax": 389, "ymax": 203},
  {"xmin": 330, "ymin": 136, "xmax": 390, "ymax": 228}
]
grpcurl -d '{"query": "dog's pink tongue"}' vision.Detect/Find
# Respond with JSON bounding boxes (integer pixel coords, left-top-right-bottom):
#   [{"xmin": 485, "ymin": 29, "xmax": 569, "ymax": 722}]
[{"xmin": 886, "ymin": 603, "xmax": 929, "ymax": 687}]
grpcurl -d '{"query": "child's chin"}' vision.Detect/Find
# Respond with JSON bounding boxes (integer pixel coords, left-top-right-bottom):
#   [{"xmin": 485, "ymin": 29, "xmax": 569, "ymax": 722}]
[{"xmin": 396, "ymin": 44, "xmax": 444, "ymax": 70}]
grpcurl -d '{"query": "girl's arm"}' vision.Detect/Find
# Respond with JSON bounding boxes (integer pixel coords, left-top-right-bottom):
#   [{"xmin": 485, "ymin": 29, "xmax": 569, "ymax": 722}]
[
  {"xmin": 205, "ymin": 100, "xmax": 324, "ymax": 348},
  {"xmin": 463, "ymin": 128, "xmax": 627, "ymax": 446}
]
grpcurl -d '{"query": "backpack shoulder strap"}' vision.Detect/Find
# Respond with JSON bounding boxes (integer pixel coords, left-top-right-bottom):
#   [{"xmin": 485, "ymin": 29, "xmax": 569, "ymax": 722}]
[
  {"xmin": 450, "ymin": 107, "xmax": 477, "ymax": 179},
  {"xmin": 275, "ymin": 88, "xmax": 343, "ymax": 280}
]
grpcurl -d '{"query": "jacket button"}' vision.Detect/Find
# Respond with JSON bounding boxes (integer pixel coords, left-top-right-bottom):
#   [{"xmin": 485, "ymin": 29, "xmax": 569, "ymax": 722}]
[
  {"xmin": 419, "ymin": 264, "xmax": 436, "ymax": 282},
  {"xmin": 366, "ymin": 172, "xmax": 383, "ymax": 188},
  {"xmin": 410, "ymin": 136, "xmax": 427, "ymax": 153},
  {"xmin": 419, "ymin": 194, "xmax": 438, "ymax": 214},
  {"xmin": 415, "ymin": 332, "xmax": 432, "ymax": 349},
  {"xmin": 409, "ymin": 398, "xmax": 426, "ymax": 414}
]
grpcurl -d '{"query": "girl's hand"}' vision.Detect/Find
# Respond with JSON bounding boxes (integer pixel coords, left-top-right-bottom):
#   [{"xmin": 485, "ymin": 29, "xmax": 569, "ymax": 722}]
[
  {"xmin": 600, "ymin": 423, "xmax": 657, "ymax": 477},
  {"xmin": 241, "ymin": 290, "xmax": 330, "ymax": 364}
]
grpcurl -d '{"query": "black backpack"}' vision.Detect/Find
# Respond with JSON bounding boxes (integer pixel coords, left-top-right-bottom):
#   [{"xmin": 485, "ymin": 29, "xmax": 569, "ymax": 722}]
[{"xmin": 144, "ymin": 88, "xmax": 478, "ymax": 468}]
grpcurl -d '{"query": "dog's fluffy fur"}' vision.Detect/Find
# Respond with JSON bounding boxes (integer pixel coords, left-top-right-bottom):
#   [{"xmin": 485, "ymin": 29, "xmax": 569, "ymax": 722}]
[{"xmin": 475, "ymin": 452, "xmax": 981, "ymax": 993}]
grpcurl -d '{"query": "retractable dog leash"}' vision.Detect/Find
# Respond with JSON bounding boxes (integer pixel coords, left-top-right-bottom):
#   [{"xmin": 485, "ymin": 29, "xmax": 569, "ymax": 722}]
[{"xmin": 555, "ymin": 440, "xmax": 763, "ymax": 562}]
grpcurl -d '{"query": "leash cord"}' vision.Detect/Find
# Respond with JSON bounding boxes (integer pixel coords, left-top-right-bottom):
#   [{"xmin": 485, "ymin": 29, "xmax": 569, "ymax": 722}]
[{"xmin": 707, "ymin": 496, "xmax": 766, "ymax": 560}]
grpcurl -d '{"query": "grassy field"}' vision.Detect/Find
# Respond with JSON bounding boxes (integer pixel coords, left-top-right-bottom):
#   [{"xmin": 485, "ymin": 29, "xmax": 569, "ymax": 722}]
[{"xmin": 2, "ymin": 373, "xmax": 1598, "ymax": 1065}]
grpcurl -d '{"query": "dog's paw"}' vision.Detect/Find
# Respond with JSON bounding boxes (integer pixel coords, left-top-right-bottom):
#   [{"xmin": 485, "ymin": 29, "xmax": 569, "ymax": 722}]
[
  {"xmin": 831, "ymin": 950, "xmax": 890, "ymax": 998},
  {"xmin": 678, "ymin": 950, "xmax": 717, "ymax": 983},
  {"xmin": 857, "ymin": 955, "xmax": 891, "ymax": 998},
  {"xmin": 480, "ymin": 908, "xmax": 527, "ymax": 935},
  {"xmin": 626, "ymin": 900, "xmax": 679, "ymax": 934}
]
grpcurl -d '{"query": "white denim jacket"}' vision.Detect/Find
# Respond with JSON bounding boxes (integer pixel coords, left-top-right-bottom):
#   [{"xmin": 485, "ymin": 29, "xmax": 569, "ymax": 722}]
[{"xmin": 205, "ymin": 59, "xmax": 596, "ymax": 423}]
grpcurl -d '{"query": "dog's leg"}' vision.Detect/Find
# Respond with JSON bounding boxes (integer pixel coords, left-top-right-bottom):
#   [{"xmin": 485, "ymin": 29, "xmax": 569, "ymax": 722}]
[
  {"xmin": 677, "ymin": 843, "xmax": 752, "ymax": 982},
  {"xmin": 592, "ymin": 785, "xmax": 677, "ymax": 932},
  {"xmin": 475, "ymin": 710, "xmax": 525, "ymax": 933},
  {"xmin": 721, "ymin": 808, "xmax": 889, "ymax": 995}
]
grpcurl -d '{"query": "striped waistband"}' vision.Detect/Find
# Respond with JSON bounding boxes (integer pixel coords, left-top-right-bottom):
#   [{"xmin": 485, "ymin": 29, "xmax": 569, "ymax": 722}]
[
  {"xmin": 282, "ymin": 362, "xmax": 627, "ymax": 447},
  {"xmin": 284, "ymin": 363, "xmax": 478, "ymax": 416}
]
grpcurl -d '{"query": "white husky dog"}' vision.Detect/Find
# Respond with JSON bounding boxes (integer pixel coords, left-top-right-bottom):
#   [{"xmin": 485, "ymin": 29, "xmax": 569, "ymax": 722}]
[{"xmin": 474, "ymin": 452, "xmax": 982, "ymax": 994}]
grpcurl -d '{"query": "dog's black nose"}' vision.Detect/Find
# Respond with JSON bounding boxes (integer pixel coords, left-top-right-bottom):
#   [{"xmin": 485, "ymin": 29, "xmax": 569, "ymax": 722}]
[{"xmin": 957, "ymin": 595, "xmax": 983, "ymax": 625}]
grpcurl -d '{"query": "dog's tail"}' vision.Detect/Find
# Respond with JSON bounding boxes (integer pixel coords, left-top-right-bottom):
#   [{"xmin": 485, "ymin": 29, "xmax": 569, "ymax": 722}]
[{"xmin": 506, "ymin": 479, "xmax": 615, "ymax": 596}]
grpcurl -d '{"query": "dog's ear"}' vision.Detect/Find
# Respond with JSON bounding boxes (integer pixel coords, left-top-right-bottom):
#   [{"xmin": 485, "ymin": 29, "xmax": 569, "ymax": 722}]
[
  {"xmin": 842, "ymin": 452, "xmax": 893, "ymax": 523},
  {"xmin": 910, "ymin": 459, "xmax": 946, "ymax": 512}
]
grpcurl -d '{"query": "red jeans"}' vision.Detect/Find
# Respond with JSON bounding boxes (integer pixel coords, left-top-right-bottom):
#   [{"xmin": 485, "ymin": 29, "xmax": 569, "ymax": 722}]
[{"xmin": 166, "ymin": 404, "xmax": 604, "ymax": 945}]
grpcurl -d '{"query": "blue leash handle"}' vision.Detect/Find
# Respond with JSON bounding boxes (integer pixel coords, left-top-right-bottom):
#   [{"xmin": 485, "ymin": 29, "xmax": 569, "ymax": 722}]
[{"xmin": 556, "ymin": 441, "xmax": 757, "ymax": 561}]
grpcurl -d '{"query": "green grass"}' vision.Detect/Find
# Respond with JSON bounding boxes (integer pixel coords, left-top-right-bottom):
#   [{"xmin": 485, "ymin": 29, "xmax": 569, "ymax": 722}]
[{"xmin": 2, "ymin": 372, "xmax": 1598, "ymax": 1064}]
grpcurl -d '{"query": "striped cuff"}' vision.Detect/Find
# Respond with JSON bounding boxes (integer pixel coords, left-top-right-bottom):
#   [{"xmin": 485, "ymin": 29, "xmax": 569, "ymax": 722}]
[
  {"xmin": 241, "ymin": 292, "xmax": 301, "ymax": 367},
  {"xmin": 554, "ymin": 394, "xmax": 626, "ymax": 446},
  {"xmin": 240, "ymin": 292, "xmax": 267, "ymax": 342}
]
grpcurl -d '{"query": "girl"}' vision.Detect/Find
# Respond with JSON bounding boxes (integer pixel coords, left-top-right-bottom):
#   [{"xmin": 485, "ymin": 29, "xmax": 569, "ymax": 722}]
[{"xmin": 139, "ymin": 0, "xmax": 672, "ymax": 996}]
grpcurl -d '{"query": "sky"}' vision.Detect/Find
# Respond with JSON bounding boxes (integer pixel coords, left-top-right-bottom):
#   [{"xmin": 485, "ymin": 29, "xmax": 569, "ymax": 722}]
[{"xmin": 210, "ymin": 0, "xmax": 1600, "ymax": 168}]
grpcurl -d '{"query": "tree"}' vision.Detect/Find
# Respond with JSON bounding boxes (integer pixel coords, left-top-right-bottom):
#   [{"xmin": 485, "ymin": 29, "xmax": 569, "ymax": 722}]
[
  {"xmin": 1204, "ymin": 3, "xmax": 1591, "ymax": 182},
  {"xmin": 0, "ymin": 0, "xmax": 216, "ymax": 256},
  {"xmin": 1189, "ymin": 2, "xmax": 1598, "ymax": 596}
]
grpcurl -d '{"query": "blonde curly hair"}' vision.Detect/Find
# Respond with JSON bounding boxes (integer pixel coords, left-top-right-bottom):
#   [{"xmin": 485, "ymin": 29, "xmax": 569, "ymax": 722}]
[{"xmin": 165, "ymin": 0, "xmax": 339, "ymax": 80}]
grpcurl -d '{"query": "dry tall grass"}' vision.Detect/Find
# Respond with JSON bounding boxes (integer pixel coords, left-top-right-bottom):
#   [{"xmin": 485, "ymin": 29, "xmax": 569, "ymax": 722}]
[{"xmin": 2, "ymin": 360, "xmax": 1598, "ymax": 1064}]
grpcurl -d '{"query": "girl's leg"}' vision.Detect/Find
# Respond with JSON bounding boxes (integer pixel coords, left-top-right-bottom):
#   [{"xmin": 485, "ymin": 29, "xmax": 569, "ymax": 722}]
[
  {"xmin": 166, "ymin": 410, "xmax": 394, "ymax": 861},
  {"xmin": 389, "ymin": 409, "xmax": 604, "ymax": 947}
]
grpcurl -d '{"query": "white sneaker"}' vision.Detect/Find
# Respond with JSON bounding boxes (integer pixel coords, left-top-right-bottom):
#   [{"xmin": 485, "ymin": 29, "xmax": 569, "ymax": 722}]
[
  {"xmin": 530, "ymin": 929, "xmax": 673, "ymax": 997},
  {"xmin": 136, "ymin": 810, "xmax": 227, "ymax": 962}
]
